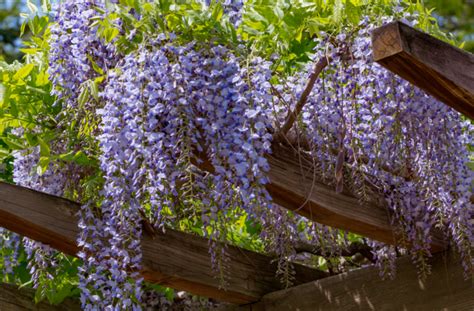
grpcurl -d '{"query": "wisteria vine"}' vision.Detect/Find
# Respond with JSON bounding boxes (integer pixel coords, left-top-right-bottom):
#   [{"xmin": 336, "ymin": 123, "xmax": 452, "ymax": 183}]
[
  {"xmin": 3, "ymin": 0, "xmax": 472, "ymax": 310},
  {"xmin": 294, "ymin": 16, "xmax": 473, "ymax": 278}
]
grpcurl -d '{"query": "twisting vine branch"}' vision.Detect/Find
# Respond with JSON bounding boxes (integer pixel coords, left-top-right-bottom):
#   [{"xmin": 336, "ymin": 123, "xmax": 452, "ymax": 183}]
[{"xmin": 275, "ymin": 56, "xmax": 330, "ymax": 141}]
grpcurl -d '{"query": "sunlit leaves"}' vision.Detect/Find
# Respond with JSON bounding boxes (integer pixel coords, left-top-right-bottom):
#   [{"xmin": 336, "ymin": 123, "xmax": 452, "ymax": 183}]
[
  {"xmin": 13, "ymin": 63, "xmax": 35, "ymax": 81},
  {"xmin": 0, "ymin": 58, "xmax": 56, "ymax": 174}
]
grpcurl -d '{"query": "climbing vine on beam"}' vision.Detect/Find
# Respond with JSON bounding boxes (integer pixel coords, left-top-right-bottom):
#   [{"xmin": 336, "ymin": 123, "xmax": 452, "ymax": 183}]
[{"xmin": 0, "ymin": 0, "xmax": 472, "ymax": 310}]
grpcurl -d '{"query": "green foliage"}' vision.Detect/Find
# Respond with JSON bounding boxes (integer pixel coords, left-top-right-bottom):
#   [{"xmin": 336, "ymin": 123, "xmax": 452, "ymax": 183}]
[
  {"xmin": 239, "ymin": 0, "xmax": 451, "ymax": 72},
  {"xmin": 0, "ymin": 242, "xmax": 30, "ymax": 284},
  {"xmin": 33, "ymin": 255, "xmax": 81, "ymax": 305},
  {"xmin": 88, "ymin": 0, "xmax": 455, "ymax": 77},
  {"xmin": 423, "ymin": 0, "xmax": 474, "ymax": 52},
  {"xmin": 0, "ymin": 132, "xmax": 13, "ymax": 182},
  {"xmin": 93, "ymin": 0, "xmax": 238, "ymax": 55},
  {"xmin": 0, "ymin": 0, "xmax": 24, "ymax": 63},
  {"xmin": 0, "ymin": 12, "xmax": 57, "ymax": 174}
]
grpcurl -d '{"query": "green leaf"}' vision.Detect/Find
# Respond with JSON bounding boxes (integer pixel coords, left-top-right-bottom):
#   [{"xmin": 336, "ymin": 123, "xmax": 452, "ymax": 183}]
[
  {"xmin": 273, "ymin": 7, "xmax": 284, "ymax": 20},
  {"xmin": 142, "ymin": 3, "xmax": 154, "ymax": 13},
  {"xmin": 86, "ymin": 55, "xmax": 104, "ymax": 75},
  {"xmin": 87, "ymin": 80, "xmax": 99, "ymax": 101},
  {"xmin": 0, "ymin": 149, "xmax": 10, "ymax": 161},
  {"xmin": 34, "ymin": 284, "xmax": 46, "ymax": 304},
  {"xmin": 24, "ymin": 132, "xmax": 38, "ymax": 146},
  {"xmin": 19, "ymin": 280, "xmax": 34, "ymax": 290},
  {"xmin": 10, "ymin": 101, "xmax": 19, "ymax": 118},
  {"xmin": 41, "ymin": 0, "xmax": 51, "ymax": 12},
  {"xmin": 13, "ymin": 64, "xmax": 35, "ymax": 81},
  {"xmin": 27, "ymin": 0, "xmax": 38, "ymax": 14},
  {"xmin": 72, "ymin": 151, "xmax": 91, "ymax": 165},
  {"xmin": 37, "ymin": 156, "xmax": 50, "ymax": 175},
  {"xmin": 2, "ymin": 137, "xmax": 26, "ymax": 150},
  {"xmin": 48, "ymin": 282, "xmax": 75, "ymax": 305},
  {"xmin": 28, "ymin": 15, "xmax": 48, "ymax": 36},
  {"xmin": 59, "ymin": 151, "xmax": 76, "ymax": 162},
  {"xmin": 37, "ymin": 136, "xmax": 50, "ymax": 157},
  {"xmin": 295, "ymin": 27, "xmax": 304, "ymax": 42},
  {"xmin": 35, "ymin": 71, "xmax": 49, "ymax": 86},
  {"xmin": 467, "ymin": 161, "xmax": 474, "ymax": 171},
  {"xmin": 94, "ymin": 75, "xmax": 105, "ymax": 84},
  {"xmin": 19, "ymin": 48, "xmax": 39, "ymax": 54},
  {"xmin": 345, "ymin": 0, "xmax": 361, "ymax": 25},
  {"xmin": 104, "ymin": 27, "xmax": 120, "ymax": 43},
  {"xmin": 20, "ymin": 22, "xmax": 27, "ymax": 37},
  {"xmin": 78, "ymin": 86, "xmax": 90, "ymax": 108},
  {"xmin": 211, "ymin": 3, "xmax": 224, "ymax": 22}
]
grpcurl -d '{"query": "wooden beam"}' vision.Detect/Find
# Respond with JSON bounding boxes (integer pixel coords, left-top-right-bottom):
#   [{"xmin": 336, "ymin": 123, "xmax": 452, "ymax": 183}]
[
  {"xmin": 0, "ymin": 145, "xmax": 448, "ymax": 302},
  {"xmin": 0, "ymin": 283, "xmax": 81, "ymax": 311},
  {"xmin": 0, "ymin": 181, "xmax": 326, "ymax": 304},
  {"xmin": 198, "ymin": 143, "xmax": 445, "ymax": 250},
  {"xmin": 232, "ymin": 252, "xmax": 473, "ymax": 311},
  {"xmin": 372, "ymin": 21, "xmax": 474, "ymax": 119},
  {"xmin": 266, "ymin": 144, "xmax": 446, "ymax": 252}
]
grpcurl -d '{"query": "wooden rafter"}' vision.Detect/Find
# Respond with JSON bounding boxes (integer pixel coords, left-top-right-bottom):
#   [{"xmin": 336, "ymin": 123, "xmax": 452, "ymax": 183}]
[
  {"xmin": 266, "ymin": 144, "xmax": 446, "ymax": 252},
  {"xmin": 0, "ymin": 181, "xmax": 326, "ymax": 304},
  {"xmin": 0, "ymin": 283, "xmax": 81, "ymax": 311},
  {"xmin": 4, "ymin": 253, "xmax": 472, "ymax": 311},
  {"xmin": 231, "ymin": 252, "xmax": 473, "ymax": 311},
  {"xmin": 372, "ymin": 21, "xmax": 474, "ymax": 119}
]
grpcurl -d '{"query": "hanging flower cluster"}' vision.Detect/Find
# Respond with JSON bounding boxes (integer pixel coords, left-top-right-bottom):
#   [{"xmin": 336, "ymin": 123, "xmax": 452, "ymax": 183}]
[
  {"xmin": 288, "ymin": 17, "xmax": 473, "ymax": 278},
  {"xmin": 48, "ymin": 0, "xmax": 116, "ymax": 110},
  {"xmin": 0, "ymin": 228, "xmax": 21, "ymax": 279},
  {"xmin": 10, "ymin": 127, "xmax": 72, "ymax": 288},
  {"xmin": 73, "ymin": 36, "xmax": 275, "ymax": 308}
]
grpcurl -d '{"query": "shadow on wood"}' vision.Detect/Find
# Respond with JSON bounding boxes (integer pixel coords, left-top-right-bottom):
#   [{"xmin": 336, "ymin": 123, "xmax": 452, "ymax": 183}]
[
  {"xmin": 231, "ymin": 252, "xmax": 473, "ymax": 311},
  {"xmin": 0, "ymin": 283, "xmax": 81, "ymax": 311}
]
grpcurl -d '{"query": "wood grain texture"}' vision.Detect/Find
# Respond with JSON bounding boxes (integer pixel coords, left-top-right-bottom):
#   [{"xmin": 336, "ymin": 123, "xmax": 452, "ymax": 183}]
[
  {"xmin": 372, "ymin": 21, "xmax": 474, "ymax": 119},
  {"xmin": 196, "ymin": 142, "xmax": 445, "ymax": 251},
  {"xmin": 234, "ymin": 252, "xmax": 473, "ymax": 311},
  {"xmin": 266, "ymin": 144, "xmax": 446, "ymax": 252},
  {"xmin": 0, "ymin": 181, "xmax": 326, "ymax": 304},
  {"xmin": 0, "ymin": 283, "xmax": 81, "ymax": 311}
]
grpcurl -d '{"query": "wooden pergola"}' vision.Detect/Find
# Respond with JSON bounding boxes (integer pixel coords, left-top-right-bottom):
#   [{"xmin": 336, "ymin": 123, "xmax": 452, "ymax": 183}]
[{"xmin": 0, "ymin": 22, "xmax": 473, "ymax": 310}]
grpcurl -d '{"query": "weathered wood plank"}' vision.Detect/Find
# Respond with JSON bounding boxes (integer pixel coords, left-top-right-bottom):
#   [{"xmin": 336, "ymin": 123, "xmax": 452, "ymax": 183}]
[
  {"xmin": 0, "ymin": 283, "xmax": 81, "ymax": 311},
  {"xmin": 0, "ymin": 181, "xmax": 326, "ymax": 304},
  {"xmin": 266, "ymin": 144, "xmax": 446, "ymax": 252},
  {"xmin": 372, "ymin": 21, "xmax": 474, "ymax": 119},
  {"xmin": 198, "ymin": 143, "xmax": 445, "ymax": 251},
  {"xmin": 234, "ymin": 252, "xmax": 473, "ymax": 311}
]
